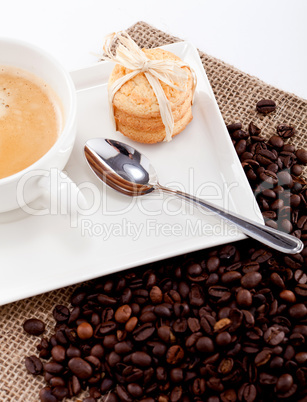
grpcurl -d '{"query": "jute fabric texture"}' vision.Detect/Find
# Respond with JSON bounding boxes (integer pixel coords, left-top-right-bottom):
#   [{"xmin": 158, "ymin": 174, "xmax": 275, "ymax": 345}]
[{"xmin": 0, "ymin": 21, "xmax": 306, "ymax": 402}]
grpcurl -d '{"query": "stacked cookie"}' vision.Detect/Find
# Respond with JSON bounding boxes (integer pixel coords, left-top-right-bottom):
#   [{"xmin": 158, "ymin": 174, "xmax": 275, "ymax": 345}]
[{"xmin": 108, "ymin": 48, "xmax": 194, "ymax": 144}]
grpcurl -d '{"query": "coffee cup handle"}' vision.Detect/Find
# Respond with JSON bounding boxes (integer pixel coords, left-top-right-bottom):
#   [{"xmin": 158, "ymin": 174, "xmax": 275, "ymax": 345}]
[{"xmin": 38, "ymin": 169, "xmax": 88, "ymax": 217}]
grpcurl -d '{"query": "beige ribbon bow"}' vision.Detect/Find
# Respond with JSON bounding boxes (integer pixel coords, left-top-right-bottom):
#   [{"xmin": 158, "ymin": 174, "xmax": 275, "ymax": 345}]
[{"xmin": 101, "ymin": 31, "xmax": 196, "ymax": 142}]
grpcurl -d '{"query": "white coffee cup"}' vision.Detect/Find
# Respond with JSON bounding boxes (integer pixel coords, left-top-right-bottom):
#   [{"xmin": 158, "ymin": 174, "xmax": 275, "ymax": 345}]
[{"xmin": 0, "ymin": 37, "xmax": 80, "ymax": 214}]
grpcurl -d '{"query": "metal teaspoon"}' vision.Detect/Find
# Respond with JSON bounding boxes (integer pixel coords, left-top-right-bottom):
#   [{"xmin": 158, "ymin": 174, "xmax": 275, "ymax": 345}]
[{"xmin": 84, "ymin": 138, "xmax": 303, "ymax": 255}]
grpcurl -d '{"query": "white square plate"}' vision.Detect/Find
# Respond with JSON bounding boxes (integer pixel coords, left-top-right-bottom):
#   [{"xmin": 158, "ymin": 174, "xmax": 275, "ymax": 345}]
[{"xmin": 0, "ymin": 42, "xmax": 262, "ymax": 306}]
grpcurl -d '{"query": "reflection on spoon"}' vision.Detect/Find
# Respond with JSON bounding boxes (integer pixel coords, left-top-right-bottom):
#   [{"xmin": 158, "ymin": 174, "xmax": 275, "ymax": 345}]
[{"xmin": 84, "ymin": 138, "xmax": 303, "ymax": 255}]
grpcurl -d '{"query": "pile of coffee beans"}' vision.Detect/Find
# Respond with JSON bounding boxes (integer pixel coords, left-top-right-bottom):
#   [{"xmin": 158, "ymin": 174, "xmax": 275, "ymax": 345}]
[
  {"xmin": 23, "ymin": 100, "xmax": 307, "ymax": 401},
  {"xmin": 227, "ymin": 113, "xmax": 307, "ymax": 235}
]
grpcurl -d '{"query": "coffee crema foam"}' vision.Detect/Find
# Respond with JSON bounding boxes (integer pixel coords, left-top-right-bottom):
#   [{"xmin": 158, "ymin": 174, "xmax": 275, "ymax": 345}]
[{"xmin": 0, "ymin": 65, "xmax": 63, "ymax": 179}]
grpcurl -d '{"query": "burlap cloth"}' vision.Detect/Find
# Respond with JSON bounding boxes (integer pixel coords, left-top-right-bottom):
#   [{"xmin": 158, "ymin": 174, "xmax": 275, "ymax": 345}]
[{"xmin": 0, "ymin": 21, "xmax": 306, "ymax": 402}]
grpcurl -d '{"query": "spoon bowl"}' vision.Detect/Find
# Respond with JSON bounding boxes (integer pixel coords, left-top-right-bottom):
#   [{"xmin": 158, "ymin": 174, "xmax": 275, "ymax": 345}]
[
  {"xmin": 84, "ymin": 138, "xmax": 303, "ymax": 255},
  {"xmin": 84, "ymin": 138, "xmax": 155, "ymax": 196}
]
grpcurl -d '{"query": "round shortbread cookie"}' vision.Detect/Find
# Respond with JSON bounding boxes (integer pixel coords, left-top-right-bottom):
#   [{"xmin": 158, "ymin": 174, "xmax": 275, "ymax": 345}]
[
  {"xmin": 108, "ymin": 47, "xmax": 194, "ymax": 143},
  {"xmin": 113, "ymin": 90, "xmax": 193, "ymax": 133},
  {"xmin": 116, "ymin": 107, "xmax": 193, "ymax": 144},
  {"xmin": 108, "ymin": 48, "xmax": 193, "ymax": 118}
]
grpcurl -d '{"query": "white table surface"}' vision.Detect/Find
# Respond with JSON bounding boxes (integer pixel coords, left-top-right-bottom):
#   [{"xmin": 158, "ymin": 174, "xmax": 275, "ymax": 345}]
[{"xmin": 2, "ymin": 0, "xmax": 307, "ymax": 100}]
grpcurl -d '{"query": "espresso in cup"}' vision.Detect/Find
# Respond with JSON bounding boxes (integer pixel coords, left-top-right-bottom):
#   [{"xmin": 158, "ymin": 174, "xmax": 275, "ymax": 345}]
[
  {"xmin": 0, "ymin": 65, "xmax": 63, "ymax": 179},
  {"xmin": 0, "ymin": 37, "xmax": 77, "ymax": 214}
]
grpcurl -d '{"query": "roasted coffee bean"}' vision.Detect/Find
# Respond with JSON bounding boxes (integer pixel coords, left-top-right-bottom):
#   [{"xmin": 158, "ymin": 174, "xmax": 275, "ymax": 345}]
[
  {"xmin": 192, "ymin": 377, "xmax": 206, "ymax": 395},
  {"xmin": 114, "ymin": 340, "xmax": 133, "ymax": 355},
  {"xmin": 77, "ymin": 322, "xmax": 93, "ymax": 340},
  {"xmin": 51, "ymin": 345, "xmax": 66, "ymax": 363},
  {"xmin": 25, "ymin": 355, "xmax": 43, "ymax": 375},
  {"xmin": 291, "ymin": 164, "xmax": 303, "ymax": 176},
  {"xmin": 169, "ymin": 386, "xmax": 183, "ymax": 402},
  {"xmin": 214, "ymin": 318, "xmax": 232, "ymax": 332},
  {"xmin": 116, "ymin": 384, "xmax": 133, "ymax": 402},
  {"xmin": 220, "ymin": 244, "xmax": 236, "ymax": 260},
  {"xmin": 277, "ymin": 124, "xmax": 295, "ymax": 138},
  {"xmin": 277, "ymin": 170, "xmax": 293, "ymax": 188},
  {"xmin": 251, "ymin": 249, "xmax": 272, "ymax": 263},
  {"xmin": 101, "ymin": 307, "xmax": 114, "ymax": 322},
  {"xmin": 132, "ymin": 323, "xmax": 155, "ymax": 342},
  {"xmin": 178, "ymin": 281, "xmax": 190, "ymax": 299},
  {"xmin": 259, "ymin": 169, "xmax": 278, "ymax": 185},
  {"xmin": 83, "ymin": 398, "xmax": 96, "ymax": 402},
  {"xmin": 264, "ymin": 326, "xmax": 285, "ymax": 346},
  {"xmin": 39, "ymin": 387, "xmax": 57, "ymax": 402},
  {"xmin": 239, "ymin": 383, "xmax": 257, "ymax": 402},
  {"xmin": 23, "ymin": 318, "xmax": 45, "ymax": 336},
  {"xmin": 216, "ymin": 331, "xmax": 231, "ymax": 346},
  {"xmin": 248, "ymin": 122, "xmax": 261, "ymax": 136},
  {"xmin": 154, "ymin": 303, "xmax": 172, "ymax": 318},
  {"xmin": 254, "ymin": 350, "xmax": 271, "ymax": 367},
  {"xmin": 256, "ymin": 99, "xmax": 276, "ymax": 114},
  {"xmin": 49, "ymin": 377, "xmax": 65, "ymax": 388},
  {"xmin": 97, "ymin": 294, "xmax": 117, "ymax": 305},
  {"xmin": 295, "ymin": 352, "xmax": 307, "ymax": 364},
  {"xmin": 156, "ymin": 366, "xmax": 167, "ymax": 382},
  {"xmin": 43, "ymin": 361, "xmax": 64, "ymax": 374},
  {"xmin": 296, "ymin": 148, "xmax": 307, "ymax": 164},
  {"xmin": 114, "ymin": 304, "xmax": 132, "ymax": 323},
  {"xmin": 157, "ymin": 325, "xmax": 175, "ymax": 343},
  {"xmin": 275, "ymin": 373, "xmax": 294, "ymax": 393},
  {"xmin": 196, "ymin": 336, "xmax": 214, "ymax": 353},
  {"xmin": 221, "ymin": 271, "xmax": 242, "ymax": 284},
  {"xmin": 232, "ymin": 129, "xmax": 249, "ymax": 142},
  {"xmin": 172, "ymin": 317, "xmax": 188, "ymax": 333},
  {"xmin": 218, "ymin": 357, "xmax": 234, "ymax": 375},
  {"xmin": 68, "ymin": 357, "xmax": 93, "ymax": 379},
  {"xmin": 149, "ymin": 286, "xmax": 163, "ymax": 304},
  {"xmin": 187, "ymin": 263, "xmax": 202, "ymax": 277},
  {"xmin": 297, "ymin": 215, "xmax": 307, "ymax": 230},
  {"xmin": 125, "ymin": 316, "xmax": 138, "ymax": 332},
  {"xmin": 127, "ymin": 382, "xmax": 143, "ymax": 398},
  {"xmin": 207, "ymin": 256, "xmax": 220, "ymax": 272},
  {"xmin": 187, "ymin": 317, "xmax": 200, "ymax": 333},
  {"xmin": 53, "ymin": 305, "xmax": 70, "ymax": 322},
  {"xmin": 269, "ymin": 135, "xmax": 284, "ymax": 148},
  {"xmin": 288, "ymin": 303, "xmax": 307, "ymax": 319},
  {"xmin": 189, "ymin": 285, "xmax": 205, "ymax": 306},
  {"xmin": 133, "ymin": 289, "xmax": 149, "ymax": 304},
  {"xmin": 227, "ymin": 122, "xmax": 242, "ymax": 133},
  {"xmin": 166, "ymin": 345, "xmax": 184, "ymax": 364},
  {"xmin": 68, "ymin": 375, "xmax": 81, "ymax": 396},
  {"xmin": 241, "ymin": 272, "xmax": 262, "ymax": 289},
  {"xmin": 279, "ymin": 289, "xmax": 296, "ymax": 303},
  {"xmin": 207, "ymin": 376, "xmax": 224, "ymax": 392},
  {"xmin": 100, "ymin": 377, "xmax": 114, "ymax": 393},
  {"xmin": 221, "ymin": 390, "xmax": 237, "ymax": 402},
  {"xmin": 170, "ymin": 367, "xmax": 184, "ymax": 383},
  {"xmin": 235, "ymin": 139, "xmax": 247, "ymax": 155},
  {"xmin": 259, "ymin": 372, "xmax": 278, "ymax": 386},
  {"xmin": 242, "ymin": 261, "xmax": 260, "ymax": 274},
  {"xmin": 89, "ymin": 386, "xmax": 102, "ymax": 399},
  {"xmin": 131, "ymin": 351, "xmax": 152, "ymax": 367},
  {"xmin": 208, "ymin": 286, "xmax": 231, "ymax": 302},
  {"xmin": 236, "ymin": 289, "xmax": 253, "ymax": 307},
  {"xmin": 51, "ymin": 386, "xmax": 69, "ymax": 400},
  {"xmin": 95, "ymin": 321, "xmax": 116, "ymax": 336},
  {"xmin": 67, "ymin": 345, "xmax": 81, "ymax": 358},
  {"xmin": 295, "ymin": 284, "xmax": 307, "ymax": 297},
  {"xmin": 120, "ymin": 287, "xmax": 132, "ymax": 304}
]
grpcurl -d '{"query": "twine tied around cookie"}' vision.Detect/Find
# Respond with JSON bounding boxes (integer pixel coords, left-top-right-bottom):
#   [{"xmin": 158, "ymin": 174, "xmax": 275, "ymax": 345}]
[{"xmin": 101, "ymin": 31, "xmax": 196, "ymax": 142}]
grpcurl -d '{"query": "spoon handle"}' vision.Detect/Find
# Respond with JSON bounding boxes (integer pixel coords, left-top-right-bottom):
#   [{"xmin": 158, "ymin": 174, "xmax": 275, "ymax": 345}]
[{"xmin": 157, "ymin": 184, "xmax": 303, "ymax": 254}]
